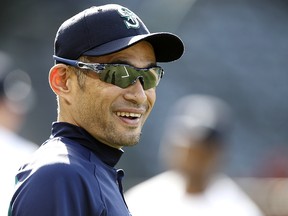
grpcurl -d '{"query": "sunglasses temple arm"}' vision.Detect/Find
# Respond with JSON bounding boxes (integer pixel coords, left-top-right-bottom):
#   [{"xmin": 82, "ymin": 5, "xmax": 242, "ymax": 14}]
[{"xmin": 53, "ymin": 55, "xmax": 79, "ymax": 67}]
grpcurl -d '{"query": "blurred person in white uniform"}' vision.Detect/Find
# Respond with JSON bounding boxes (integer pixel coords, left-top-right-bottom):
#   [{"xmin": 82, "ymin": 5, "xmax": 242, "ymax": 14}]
[
  {"xmin": 0, "ymin": 51, "xmax": 38, "ymax": 215},
  {"xmin": 125, "ymin": 94, "xmax": 264, "ymax": 216}
]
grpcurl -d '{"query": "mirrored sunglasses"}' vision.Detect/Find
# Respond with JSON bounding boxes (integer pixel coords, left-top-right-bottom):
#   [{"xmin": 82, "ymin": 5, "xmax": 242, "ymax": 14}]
[{"xmin": 53, "ymin": 55, "xmax": 164, "ymax": 90}]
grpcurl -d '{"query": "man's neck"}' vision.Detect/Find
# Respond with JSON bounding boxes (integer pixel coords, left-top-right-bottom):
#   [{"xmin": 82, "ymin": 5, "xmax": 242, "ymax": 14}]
[{"xmin": 185, "ymin": 176, "xmax": 209, "ymax": 194}]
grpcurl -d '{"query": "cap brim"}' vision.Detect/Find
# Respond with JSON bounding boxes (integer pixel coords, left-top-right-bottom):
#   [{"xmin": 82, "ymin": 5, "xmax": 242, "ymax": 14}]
[{"xmin": 83, "ymin": 32, "xmax": 184, "ymax": 62}]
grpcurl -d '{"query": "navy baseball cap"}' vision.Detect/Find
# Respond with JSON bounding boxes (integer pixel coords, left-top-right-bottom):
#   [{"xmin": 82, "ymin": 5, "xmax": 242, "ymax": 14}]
[
  {"xmin": 162, "ymin": 94, "xmax": 233, "ymax": 145},
  {"xmin": 0, "ymin": 51, "xmax": 35, "ymax": 113},
  {"xmin": 54, "ymin": 4, "xmax": 184, "ymax": 62}
]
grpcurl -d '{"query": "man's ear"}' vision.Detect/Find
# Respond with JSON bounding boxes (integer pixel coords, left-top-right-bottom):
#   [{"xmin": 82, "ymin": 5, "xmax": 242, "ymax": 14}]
[{"xmin": 49, "ymin": 64, "xmax": 72, "ymax": 96}]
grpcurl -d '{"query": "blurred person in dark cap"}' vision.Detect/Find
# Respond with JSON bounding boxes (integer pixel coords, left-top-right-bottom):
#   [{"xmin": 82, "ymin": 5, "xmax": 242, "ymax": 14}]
[
  {"xmin": 125, "ymin": 94, "xmax": 264, "ymax": 216},
  {"xmin": 0, "ymin": 50, "xmax": 38, "ymax": 215},
  {"xmin": 8, "ymin": 3, "xmax": 184, "ymax": 216}
]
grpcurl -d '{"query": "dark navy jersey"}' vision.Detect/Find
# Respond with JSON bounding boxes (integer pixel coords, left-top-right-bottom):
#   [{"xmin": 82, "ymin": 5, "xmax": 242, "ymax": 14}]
[{"xmin": 9, "ymin": 122, "xmax": 132, "ymax": 216}]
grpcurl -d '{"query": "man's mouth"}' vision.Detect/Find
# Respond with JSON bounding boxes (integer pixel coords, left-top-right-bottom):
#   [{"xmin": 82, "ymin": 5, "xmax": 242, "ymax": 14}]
[{"xmin": 116, "ymin": 112, "xmax": 142, "ymax": 119}]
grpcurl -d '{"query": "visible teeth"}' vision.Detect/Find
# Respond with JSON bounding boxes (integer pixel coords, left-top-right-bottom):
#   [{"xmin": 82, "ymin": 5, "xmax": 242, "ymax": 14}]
[{"xmin": 116, "ymin": 112, "xmax": 141, "ymax": 118}]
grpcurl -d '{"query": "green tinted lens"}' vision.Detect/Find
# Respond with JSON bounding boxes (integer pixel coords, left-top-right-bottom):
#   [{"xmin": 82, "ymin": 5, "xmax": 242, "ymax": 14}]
[{"xmin": 99, "ymin": 65, "xmax": 163, "ymax": 90}]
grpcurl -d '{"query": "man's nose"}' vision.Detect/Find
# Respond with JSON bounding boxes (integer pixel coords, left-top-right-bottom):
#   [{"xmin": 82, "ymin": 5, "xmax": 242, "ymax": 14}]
[{"xmin": 123, "ymin": 79, "xmax": 147, "ymax": 104}]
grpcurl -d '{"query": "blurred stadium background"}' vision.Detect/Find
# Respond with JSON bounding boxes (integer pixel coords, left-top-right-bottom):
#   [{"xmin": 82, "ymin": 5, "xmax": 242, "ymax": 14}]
[{"xmin": 1, "ymin": 0, "xmax": 288, "ymax": 215}]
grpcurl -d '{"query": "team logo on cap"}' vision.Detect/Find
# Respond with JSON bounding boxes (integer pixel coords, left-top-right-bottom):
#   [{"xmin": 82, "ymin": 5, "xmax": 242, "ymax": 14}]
[{"xmin": 117, "ymin": 7, "xmax": 140, "ymax": 29}]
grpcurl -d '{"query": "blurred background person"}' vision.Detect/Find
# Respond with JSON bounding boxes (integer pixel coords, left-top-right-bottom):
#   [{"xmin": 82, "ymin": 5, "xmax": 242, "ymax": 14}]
[
  {"xmin": 0, "ymin": 51, "xmax": 38, "ymax": 215},
  {"xmin": 125, "ymin": 94, "xmax": 264, "ymax": 216}
]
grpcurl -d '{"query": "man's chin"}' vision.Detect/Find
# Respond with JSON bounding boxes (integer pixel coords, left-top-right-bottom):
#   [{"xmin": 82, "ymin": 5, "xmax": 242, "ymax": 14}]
[{"xmin": 117, "ymin": 131, "xmax": 142, "ymax": 147}]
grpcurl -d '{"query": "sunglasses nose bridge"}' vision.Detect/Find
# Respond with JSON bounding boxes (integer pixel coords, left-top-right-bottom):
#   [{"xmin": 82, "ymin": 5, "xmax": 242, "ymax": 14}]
[
  {"xmin": 130, "ymin": 76, "xmax": 145, "ymax": 89},
  {"xmin": 131, "ymin": 76, "xmax": 146, "ymax": 90},
  {"xmin": 137, "ymin": 76, "xmax": 145, "ymax": 87}
]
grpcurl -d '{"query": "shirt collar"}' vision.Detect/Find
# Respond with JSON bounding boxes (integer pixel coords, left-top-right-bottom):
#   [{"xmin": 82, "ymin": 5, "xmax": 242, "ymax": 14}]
[{"xmin": 50, "ymin": 122, "xmax": 124, "ymax": 167}]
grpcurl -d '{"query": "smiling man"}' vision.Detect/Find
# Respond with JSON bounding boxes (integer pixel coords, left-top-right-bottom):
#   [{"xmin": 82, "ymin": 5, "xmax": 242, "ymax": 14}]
[{"xmin": 8, "ymin": 4, "xmax": 184, "ymax": 216}]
